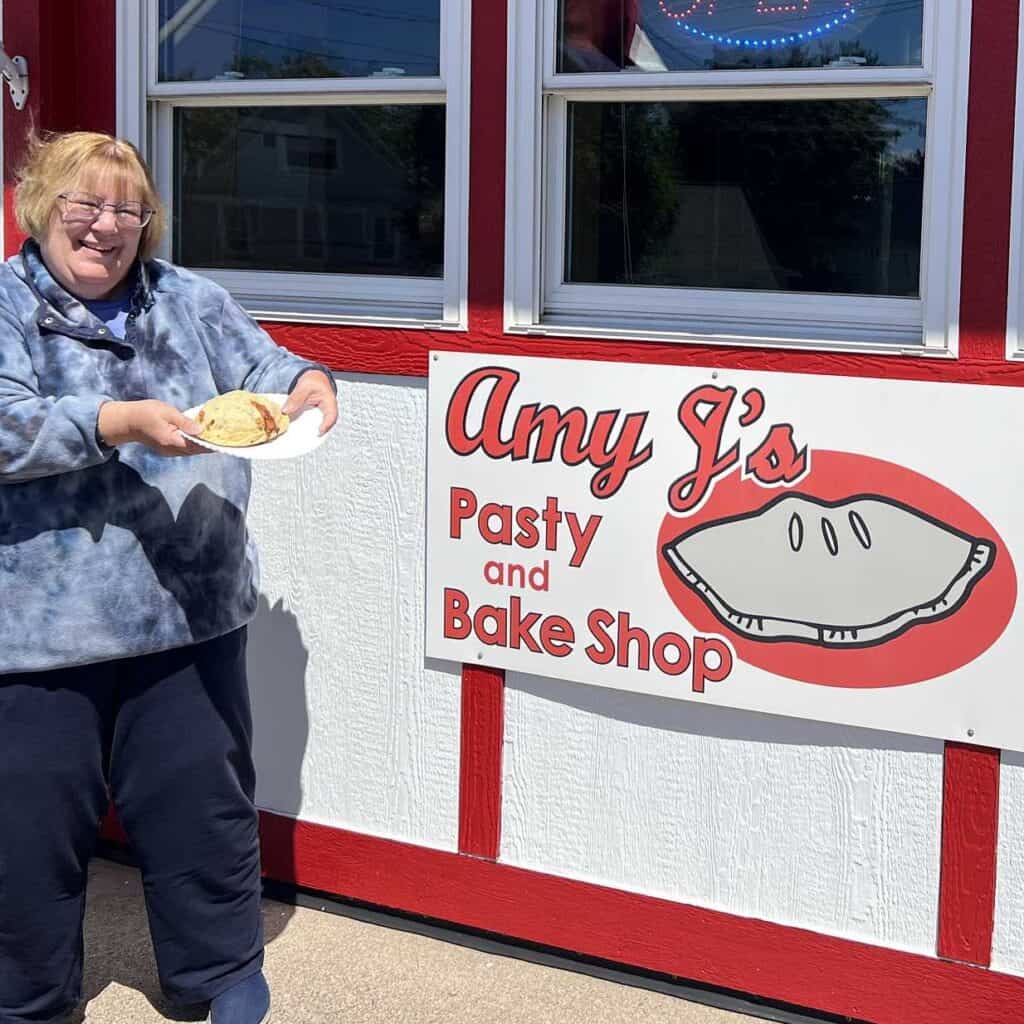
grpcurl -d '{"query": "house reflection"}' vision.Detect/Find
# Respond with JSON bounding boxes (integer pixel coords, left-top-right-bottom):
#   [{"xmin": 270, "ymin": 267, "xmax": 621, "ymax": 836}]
[{"xmin": 176, "ymin": 105, "xmax": 446, "ymax": 277}]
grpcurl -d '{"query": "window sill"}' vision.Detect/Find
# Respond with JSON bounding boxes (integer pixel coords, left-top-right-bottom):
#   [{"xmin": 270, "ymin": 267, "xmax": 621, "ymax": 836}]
[
  {"xmin": 506, "ymin": 316, "xmax": 952, "ymax": 359},
  {"xmin": 203, "ymin": 268, "xmax": 463, "ymax": 331}
]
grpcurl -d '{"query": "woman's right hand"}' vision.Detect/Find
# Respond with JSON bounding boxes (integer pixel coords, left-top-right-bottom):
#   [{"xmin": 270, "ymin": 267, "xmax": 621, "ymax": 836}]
[{"xmin": 97, "ymin": 400, "xmax": 208, "ymax": 457}]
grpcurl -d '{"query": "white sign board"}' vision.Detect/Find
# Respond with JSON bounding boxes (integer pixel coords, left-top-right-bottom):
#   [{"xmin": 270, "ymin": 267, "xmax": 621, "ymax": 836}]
[{"xmin": 426, "ymin": 352, "xmax": 1023, "ymax": 751}]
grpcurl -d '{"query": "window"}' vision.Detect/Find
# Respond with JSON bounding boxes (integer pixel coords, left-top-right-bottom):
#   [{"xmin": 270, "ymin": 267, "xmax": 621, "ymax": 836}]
[
  {"xmin": 507, "ymin": 0, "xmax": 971, "ymax": 354},
  {"xmin": 1009, "ymin": 4, "xmax": 1024, "ymax": 359},
  {"xmin": 118, "ymin": 0, "xmax": 469, "ymax": 327}
]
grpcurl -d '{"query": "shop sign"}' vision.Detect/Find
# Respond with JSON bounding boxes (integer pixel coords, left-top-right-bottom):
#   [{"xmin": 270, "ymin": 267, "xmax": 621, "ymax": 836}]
[{"xmin": 426, "ymin": 352, "xmax": 1022, "ymax": 750}]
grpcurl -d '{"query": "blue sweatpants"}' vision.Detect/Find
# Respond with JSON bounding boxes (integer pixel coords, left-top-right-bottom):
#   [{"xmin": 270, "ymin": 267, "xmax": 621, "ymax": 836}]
[{"xmin": 0, "ymin": 628, "xmax": 264, "ymax": 1023}]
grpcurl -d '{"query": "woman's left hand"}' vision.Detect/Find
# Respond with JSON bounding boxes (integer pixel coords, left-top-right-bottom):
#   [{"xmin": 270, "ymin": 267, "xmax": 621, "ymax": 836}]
[{"xmin": 282, "ymin": 371, "xmax": 338, "ymax": 436}]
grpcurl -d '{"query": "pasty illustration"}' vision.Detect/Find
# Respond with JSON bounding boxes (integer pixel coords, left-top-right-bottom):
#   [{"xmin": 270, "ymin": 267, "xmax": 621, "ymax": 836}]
[
  {"xmin": 194, "ymin": 391, "xmax": 289, "ymax": 447},
  {"xmin": 662, "ymin": 494, "xmax": 996, "ymax": 648}
]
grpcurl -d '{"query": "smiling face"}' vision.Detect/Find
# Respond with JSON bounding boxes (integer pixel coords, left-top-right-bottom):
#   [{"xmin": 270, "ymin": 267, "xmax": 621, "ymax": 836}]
[{"xmin": 39, "ymin": 168, "xmax": 144, "ymax": 301}]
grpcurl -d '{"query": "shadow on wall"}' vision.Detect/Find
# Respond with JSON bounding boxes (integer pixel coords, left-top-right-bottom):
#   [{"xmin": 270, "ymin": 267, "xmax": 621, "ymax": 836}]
[
  {"xmin": 508, "ymin": 670, "xmax": 941, "ymax": 755},
  {"xmin": 247, "ymin": 591, "xmax": 311, "ymax": 905},
  {"xmin": 247, "ymin": 592, "xmax": 311, "ymax": 824}
]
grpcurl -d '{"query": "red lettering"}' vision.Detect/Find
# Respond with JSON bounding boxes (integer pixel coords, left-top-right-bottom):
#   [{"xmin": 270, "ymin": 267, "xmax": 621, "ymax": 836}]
[
  {"xmin": 668, "ymin": 386, "xmax": 741, "ymax": 514},
  {"xmin": 506, "ymin": 596, "xmax": 542, "ymax": 652},
  {"xmin": 514, "ymin": 507, "xmax": 540, "ymax": 548},
  {"xmin": 540, "ymin": 616, "xmax": 575, "ymax": 657},
  {"xmin": 449, "ymin": 487, "xmax": 477, "ymax": 539},
  {"xmin": 475, "ymin": 605, "xmax": 507, "ymax": 646},
  {"xmin": 479, "ymin": 503, "xmax": 513, "ymax": 545},
  {"xmin": 584, "ymin": 609, "xmax": 616, "ymax": 665},
  {"xmin": 541, "ymin": 496, "xmax": 562, "ymax": 551},
  {"xmin": 512, "ymin": 404, "xmax": 587, "ymax": 462},
  {"xmin": 528, "ymin": 560, "xmax": 550, "ymax": 592},
  {"xmin": 445, "ymin": 368, "xmax": 652, "ymax": 500},
  {"xmin": 653, "ymin": 633, "xmax": 692, "ymax": 677},
  {"xmin": 445, "ymin": 368, "xmax": 518, "ymax": 457},
  {"xmin": 616, "ymin": 612, "xmax": 650, "ymax": 670},
  {"xmin": 693, "ymin": 637, "xmax": 734, "ymax": 693},
  {"xmin": 588, "ymin": 411, "xmax": 654, "ymax": 499},
  {"xmin": 745, "ymin": 424, "xmax": 808, "ymax": 486},
  {"xmin": 443, "ymin": 588, "xmax": 472, "ymax": 639}
]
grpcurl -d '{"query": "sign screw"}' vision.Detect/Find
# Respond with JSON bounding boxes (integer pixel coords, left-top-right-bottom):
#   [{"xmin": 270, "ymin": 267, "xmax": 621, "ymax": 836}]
[
  {"xmin": 711, "ymin": 371, "xmax": 718, "ymax": 380},
  {"xmin": 477, "ymin": 652, "xmax": 483, "ymax": 660},
  {"xmin": 967, "ymin": 729, "xmax": 975, "ymax": 738}
]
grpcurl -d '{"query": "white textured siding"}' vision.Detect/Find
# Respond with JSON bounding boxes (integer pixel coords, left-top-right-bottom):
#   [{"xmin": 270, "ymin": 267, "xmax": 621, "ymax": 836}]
[
  {"xmin": 993, "ymin": 752, "xmax": 1024, "ymax": 976},
  {"xmin": 502, "ymin": 674, "xmax": 945, "ymax": 954},
  {"xmin": 246, "ymin": 373, "xmax": 461, "ymax": 851}
]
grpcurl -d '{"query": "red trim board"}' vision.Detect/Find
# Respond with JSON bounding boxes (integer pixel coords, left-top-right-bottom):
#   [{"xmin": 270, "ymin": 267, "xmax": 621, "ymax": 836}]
[
  {"xmin": 938, "ymin": 743, "xmax": 1001, "ymax": 966},
  {"xmin": 958, "ymin": 0, "xmax": 1020, "ymax": 361},
  {"xmin": 257, "ymin": 811, "xmax": 1024, "ymax": 1024},
  {"xmin": 2, "ymin": 0, "xmax": 117, "ymax": 257},
  {"xmin": 267, "ymin": 322, "xmax": 1024, "ymax": 385},
  {"xmin": 466, "ymin": 0, "xmax": 508, "ymax": 337},
  {"xmin": 458, "ymin": 665, "xmax": 505, "ymax": 859}
]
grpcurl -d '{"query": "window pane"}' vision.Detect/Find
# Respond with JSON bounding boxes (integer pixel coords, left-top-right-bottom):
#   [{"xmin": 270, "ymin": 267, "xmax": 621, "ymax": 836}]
[
  {"xmin": 158, "ymin": 0, "xmax": 440, "ymax": 81},
  {"xmin": 175, "ymin": 106, "xmax": 445, "ymax": 277},
  {"xmin": 558, "ymin": 0, "xmax": 923, "ymax": 73},
  {"xmin": 566, "ymin": 99, "xmax": 925, "ymax": 297}
]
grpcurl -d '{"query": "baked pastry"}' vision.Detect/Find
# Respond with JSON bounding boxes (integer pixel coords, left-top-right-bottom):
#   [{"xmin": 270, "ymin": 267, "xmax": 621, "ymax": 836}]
[
  {"xmin": 194, "ymin": 391, "xmax": 290, "ymax": 447},
  {"xmin": 662, "ymin": 493, "xmax": 995, "ymax": 648}
]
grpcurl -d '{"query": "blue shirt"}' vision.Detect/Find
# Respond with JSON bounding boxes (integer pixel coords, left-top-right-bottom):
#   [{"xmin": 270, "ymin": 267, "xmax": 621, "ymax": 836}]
[
  {"xmin": 83, "ymin": 292, "xmax": 131, "ymax": 340},
  {"xmin": 0, "ymin": 240, "xmax": 334, "ymax": 673}
]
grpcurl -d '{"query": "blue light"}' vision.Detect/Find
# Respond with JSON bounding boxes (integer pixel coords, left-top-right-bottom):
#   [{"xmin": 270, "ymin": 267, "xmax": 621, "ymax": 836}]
[{"xmin": 665, "ymin": 3, "xmax": 859, "ymax": 49}]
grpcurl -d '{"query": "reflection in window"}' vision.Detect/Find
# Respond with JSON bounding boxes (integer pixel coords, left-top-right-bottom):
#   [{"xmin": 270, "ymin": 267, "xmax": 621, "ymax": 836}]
[
  {"xmin": 566, "ymin": 98, "xmax": 926, "ymax": 296},
  {"xmin": 558, "ymin": 0, "xmax": 924, "ymax": 73},
  {"xmin": 159, "ymin": 0, "xmax": 441, "ymax": 81},
  {"xmin": 175, "ymin": 106, "xmax": 445, "ymax": 277}
]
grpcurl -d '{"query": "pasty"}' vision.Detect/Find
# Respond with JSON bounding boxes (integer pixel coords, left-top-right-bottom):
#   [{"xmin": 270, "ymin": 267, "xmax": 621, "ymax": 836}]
[
  {"xmin": 662, "ymin": 494, "xmax": 995, "ymax": 648},
  {"xmin": 195, "ymin": 391, "xmax": 289, "ymax": 447}
]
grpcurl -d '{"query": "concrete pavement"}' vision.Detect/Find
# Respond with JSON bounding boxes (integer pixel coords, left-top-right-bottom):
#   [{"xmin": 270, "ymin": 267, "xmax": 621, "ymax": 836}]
[{"xmin": 71, "ymin": 857, "xmax": 773, "ymax": 1024}]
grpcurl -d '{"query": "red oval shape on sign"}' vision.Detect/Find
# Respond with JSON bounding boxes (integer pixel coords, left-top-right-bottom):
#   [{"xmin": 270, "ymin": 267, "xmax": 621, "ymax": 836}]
[{"xmin": 657, "ymin": 451, "xmax": 1017, "ymax": 688}]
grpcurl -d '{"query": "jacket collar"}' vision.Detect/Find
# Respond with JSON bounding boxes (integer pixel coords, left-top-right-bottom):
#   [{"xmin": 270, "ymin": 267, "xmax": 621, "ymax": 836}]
[{"xmin": 14, "ymin": 239, "xmax": 154, "ymax": 338}]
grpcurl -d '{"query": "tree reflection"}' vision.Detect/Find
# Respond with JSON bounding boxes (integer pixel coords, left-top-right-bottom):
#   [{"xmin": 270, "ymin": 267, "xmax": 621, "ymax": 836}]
[{"xmin": 568, "ymin": 96, "xmax": 926, "ymax": 296}]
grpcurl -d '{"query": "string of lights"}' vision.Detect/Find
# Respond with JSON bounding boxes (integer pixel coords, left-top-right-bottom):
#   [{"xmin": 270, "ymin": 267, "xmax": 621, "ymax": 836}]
[{"xmin": 657, "ymin": 0, "xmax": 862, "ymax": 50}]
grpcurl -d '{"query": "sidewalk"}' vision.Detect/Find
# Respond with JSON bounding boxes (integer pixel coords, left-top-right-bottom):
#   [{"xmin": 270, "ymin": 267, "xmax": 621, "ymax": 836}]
[{"xmin": 77, "ymin": 857, "xmax": 769, "ymax": 1024}]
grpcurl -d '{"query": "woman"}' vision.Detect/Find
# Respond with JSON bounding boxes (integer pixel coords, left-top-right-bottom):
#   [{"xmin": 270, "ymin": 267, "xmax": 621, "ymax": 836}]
[{"xmin": 0, "ymin": 132, "xmax": 337, "ymax": 1024}]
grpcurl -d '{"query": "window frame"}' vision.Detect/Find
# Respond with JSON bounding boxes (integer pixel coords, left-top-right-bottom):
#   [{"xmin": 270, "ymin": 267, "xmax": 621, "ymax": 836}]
[
  {"xmin": 117, "ymin": 0, "xmax": 470, "ymax": 330},
  {"xmin": 1007, "ymin": 3, "xmax": 1024, "ymax": 360},
  {"xmin": 505, "ymin": 0, "xmax": 973, "ymax": 356}
]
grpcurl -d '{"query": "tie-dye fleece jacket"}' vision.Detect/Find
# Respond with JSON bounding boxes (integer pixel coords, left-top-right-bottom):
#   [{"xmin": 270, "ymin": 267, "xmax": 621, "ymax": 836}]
[{"xmin": 0, "ymin": 241, "xmax": 332, "ymax": 674}]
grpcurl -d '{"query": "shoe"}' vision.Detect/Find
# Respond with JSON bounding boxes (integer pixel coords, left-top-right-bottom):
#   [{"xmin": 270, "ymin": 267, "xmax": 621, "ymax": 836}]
[{"xmin": 205, "ymin": 971, "xmax": 271, "ymax": 1024}]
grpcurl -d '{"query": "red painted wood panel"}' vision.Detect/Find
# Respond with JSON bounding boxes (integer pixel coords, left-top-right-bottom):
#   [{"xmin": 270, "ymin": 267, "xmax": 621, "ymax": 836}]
[
  {"xmin": 466, "ymin": 0, "xmax": 508, "ymax": 335},
  {"xmin": 3, "ymin": 0, "xmax": 44, "ymax": 256},
  {"xmin": 938, "ymin": 743, "xmax": 1001, "ymax": 966},
  {"xmin": 258, "ymin": 812, "xmax": 1024, "ymax": 1024},
  {"xmin": 458, "ymin": 666, "xmax": 505, "ymax": 859},
  {"xmin": 934, "ymin": 0, "xmax": 1015, "ymax": 938},
  {"xmin": 72, "ymin": 0, "xmax": 118, "ymax": 136},
  {"xmin": 267, "ymin": 321, "xmax": 1024, "ymax": 385},
  {"xmin": 2, "ymin": 0, "xmax": 117, "ymax": 257},
  {"xmin": 959, "ymin": 0, "xmax": 1020, "ymax": 361}
]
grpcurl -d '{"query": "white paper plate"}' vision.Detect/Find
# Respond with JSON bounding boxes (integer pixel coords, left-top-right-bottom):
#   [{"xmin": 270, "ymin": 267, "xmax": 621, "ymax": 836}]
[{"xmin": 181, "ymin": 393, "xmax": 327, "ymax": 461}]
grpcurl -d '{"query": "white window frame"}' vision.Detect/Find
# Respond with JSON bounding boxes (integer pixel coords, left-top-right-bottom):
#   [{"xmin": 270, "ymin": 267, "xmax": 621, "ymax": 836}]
[
  {"xmin": 117, "ymin": 0, "xmax": 470, "ymax": 330},
  {"xmin": 506, "ymin": 0, "xmax": 973, "ymax": 356},
  {"xmin": 1007, "ymin": 5, "xmax": 1024, "ymax": 360}
]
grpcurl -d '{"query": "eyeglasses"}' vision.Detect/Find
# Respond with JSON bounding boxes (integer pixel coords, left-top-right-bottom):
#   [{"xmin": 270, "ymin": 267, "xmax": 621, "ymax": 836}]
[{"xmin": 56, "ymin": 192, "xmax": 154, "ymax": 230}]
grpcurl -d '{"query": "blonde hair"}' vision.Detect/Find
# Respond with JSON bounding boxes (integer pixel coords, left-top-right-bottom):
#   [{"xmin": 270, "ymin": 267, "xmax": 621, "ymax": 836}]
[{"xmin": 14, "ymin": 131, "xmax": 167, "ymax": 261}]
